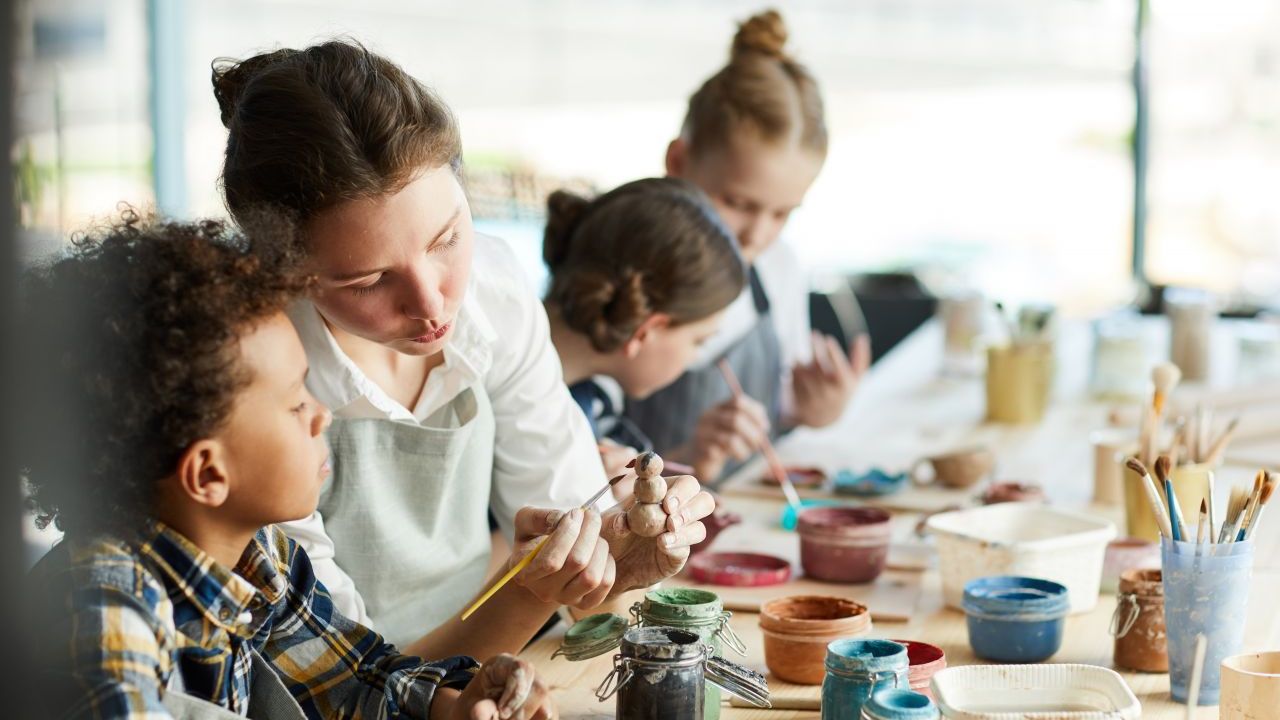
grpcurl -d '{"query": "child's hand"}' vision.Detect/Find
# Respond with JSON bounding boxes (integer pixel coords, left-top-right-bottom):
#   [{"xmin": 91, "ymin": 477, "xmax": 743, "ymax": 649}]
[
  {"xmin": 452, "ymin": 654, "xmax": 555, "ymax": 720},
  {"xmin": 686, "ymin": 395, "xmax": 770, "ymax": 482},
  {"xmin": 791, "ymin": 332, "xmax": 870, "ymax": 429}
]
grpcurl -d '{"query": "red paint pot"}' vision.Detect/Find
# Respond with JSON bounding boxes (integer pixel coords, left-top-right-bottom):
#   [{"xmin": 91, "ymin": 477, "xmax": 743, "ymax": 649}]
[
  {"xmin": 797, "ymin": 507, "xmax": 891, "ymax": 583},
  {"xmin": 759, "ymin": 595, "xmax": 871, "ymax": 685},
  {"xmin": 891, "ymin": 639, "xmax": 947, "ymax": 700},
  {"xmin": 687, "ymin": 551, "xmax": 791, "ymax": 587}
]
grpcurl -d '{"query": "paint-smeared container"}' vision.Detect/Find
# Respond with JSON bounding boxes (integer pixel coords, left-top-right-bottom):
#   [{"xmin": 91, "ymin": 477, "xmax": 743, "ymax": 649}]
[
  {"xmin": 759, "ymin": 595, "xmax": 872, "ymax": 685},
  {"xmin": 890, "ymin": 640, "xmax": 946, "ymax": 700},
  {"xmin": 927, "ymin": 503, "xmax": 1114, "ymax": 613},
  {"xmin": 822, "ymin": 639, "xmax": 909, "ymax": 720},
  {"xmin": 798, "ymin": 507, "xmax": 891, "ymax": 583},
  {"xmin": 861, "ymin": 688, "xmax": 940, "ymax": 719},
  {"xmin": 593, "ymin": 625, "xmax": 771, "ymax": 720},
  {"xmin": 1100, "ymin": 537, "xmax": 1160, "ymax": 594},
  {"xmin": 634, "ymin": 588, "xmax": 745, "ymax": 720},
  {"xmin": 962, "ymin": 576, "xmax": 1069, "ymax": 663},
  {"xmin": 1110, "ymin": 568, "xmax": 1166, "ymax": 673},
  {"xmin": 929, "ymin": 664, "xmax": 1141, "ymax": 718}
]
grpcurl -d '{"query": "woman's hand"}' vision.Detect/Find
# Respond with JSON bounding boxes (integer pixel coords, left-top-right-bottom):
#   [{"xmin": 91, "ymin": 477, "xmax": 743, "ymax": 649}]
[
  {"xmin": 450, "ymin": 654, "xmax": 555, "ymax": 720},
  {"xmin": 508, "ymin": 507, "xmax": 615, "ymax": 609},
  {"xmin": 683, "ymin": 395, "xmax": 770, "ymax": 482},
  {"xmin": 791, "ymin": 332, "xmax": 870, "ymax": 429},
  {"xmin": 600, "ymin": 474, "xmax": 715, "ymax": 593}
]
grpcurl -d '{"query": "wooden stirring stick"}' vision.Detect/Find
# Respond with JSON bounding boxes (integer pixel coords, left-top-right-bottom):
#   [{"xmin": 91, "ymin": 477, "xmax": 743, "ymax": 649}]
[
  {"xmin": 460, "ymin": 473, "xmax": 627, "ymax": 621},
  {"xmin": 717, "ymin": 359, "xmax": 802, "ymax": 514}
]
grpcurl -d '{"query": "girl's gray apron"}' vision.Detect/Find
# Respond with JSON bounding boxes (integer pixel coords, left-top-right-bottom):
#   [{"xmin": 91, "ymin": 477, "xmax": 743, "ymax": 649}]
[
  {"xmin": 161, "ymin": 650, "xmax": 305, "ymax": 719},
  {"xmin": 623, "ymin": 268, "xmax": 783, "ymax": 484},
  {"xmin": 319, "ymin": 384, "xmax": 496, "ymax": 649}
]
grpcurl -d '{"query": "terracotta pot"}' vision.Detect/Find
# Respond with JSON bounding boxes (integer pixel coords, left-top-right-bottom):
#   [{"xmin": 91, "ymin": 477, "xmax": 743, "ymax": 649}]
[
  {"xmin": 759, "ymin": 595, "xmax": 871, "ymax": 685},
  {"xmin": 797, "ymin": 507, "xmax": 891, "ymax": 583},
  {"xmin": 891, "ymin": 639, "xmax": 947, "ymax": 700},
  {"xmin": 1111, "ymin": 568, "xmax": 1167, "ymax": 673}
]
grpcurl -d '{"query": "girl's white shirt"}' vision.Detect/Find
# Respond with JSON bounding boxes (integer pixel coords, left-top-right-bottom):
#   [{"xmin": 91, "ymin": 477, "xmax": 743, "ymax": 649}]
[{"xmin": 283, "ymin": 233, "xmax": 607, "ymax": 626}]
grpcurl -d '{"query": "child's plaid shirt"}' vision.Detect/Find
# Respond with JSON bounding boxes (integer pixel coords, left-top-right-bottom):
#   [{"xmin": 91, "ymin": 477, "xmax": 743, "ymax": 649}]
[{"xmin": 29, "ymin": 521, "xmax": 478, "ymax": 719}]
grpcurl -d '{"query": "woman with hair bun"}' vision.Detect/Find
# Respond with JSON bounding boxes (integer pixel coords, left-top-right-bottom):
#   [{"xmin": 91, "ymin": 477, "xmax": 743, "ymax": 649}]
[
  {"xmin": 211, "ymin": 39, "xmax": 715, "ymax": 662},
  {"xmin": 541, "ymin": 177, "xmax": 747, "ymax": 479},
  {"xmin": 625, "ymin": 9, "xmax": 872, "ymax": 484}
]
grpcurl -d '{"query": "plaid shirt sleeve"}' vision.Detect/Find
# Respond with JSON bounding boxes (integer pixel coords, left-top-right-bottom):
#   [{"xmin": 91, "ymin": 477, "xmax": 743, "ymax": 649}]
[
  {"xmin": 40, "ymin": 557, "xmax": 175, "ymax": 720},
  {"xmin": 258, "ymin": 528, "xmax": 479, "ymax": 720}
]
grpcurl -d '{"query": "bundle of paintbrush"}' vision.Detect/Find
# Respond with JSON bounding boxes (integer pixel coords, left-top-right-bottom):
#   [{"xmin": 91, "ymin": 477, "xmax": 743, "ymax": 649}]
[{"xmin": 1127, "ymin": 456, "xmax": 1275, "ymax": 553}]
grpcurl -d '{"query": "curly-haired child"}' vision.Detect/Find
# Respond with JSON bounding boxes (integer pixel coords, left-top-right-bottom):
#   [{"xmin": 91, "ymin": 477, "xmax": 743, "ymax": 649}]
[{"xmin": 19, "ymin": 211, "xmax": 553, "ymax": 720}]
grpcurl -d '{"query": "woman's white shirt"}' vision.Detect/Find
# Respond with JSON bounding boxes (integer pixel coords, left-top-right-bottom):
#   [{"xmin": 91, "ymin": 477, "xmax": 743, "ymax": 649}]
[{"xmin": 283, "ymin": 233, "xmax": 607, "ymax": 626}]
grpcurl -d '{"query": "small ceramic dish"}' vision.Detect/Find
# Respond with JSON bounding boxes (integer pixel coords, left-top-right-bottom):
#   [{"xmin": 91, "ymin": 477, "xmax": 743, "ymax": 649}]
[
  {"xmin": 687, "ymin": 551, "xmax": 792, "ymax": 587},
  {"xmin": 833, "ymin": 468, "xmax": 909, "ymax": 497}
]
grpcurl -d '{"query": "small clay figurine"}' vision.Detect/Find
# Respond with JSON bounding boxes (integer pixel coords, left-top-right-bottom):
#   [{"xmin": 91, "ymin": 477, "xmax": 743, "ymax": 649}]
[{"xmin": 626, "ymin": 451, "xmax": 669, "ymax": 537}]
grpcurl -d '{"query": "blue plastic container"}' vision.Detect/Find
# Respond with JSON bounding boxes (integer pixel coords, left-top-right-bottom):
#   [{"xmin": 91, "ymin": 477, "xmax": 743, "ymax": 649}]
[
  {"xmin": 962, "ymin": 576, "xmax": 1069, "ymax": 663},
  {"xmin": 861, "ymin": 688, "xmax": 939, "ymax": 719},
  {"xmin": 821, "ymin": 639, "xmax": 908, "ymax": 720}
]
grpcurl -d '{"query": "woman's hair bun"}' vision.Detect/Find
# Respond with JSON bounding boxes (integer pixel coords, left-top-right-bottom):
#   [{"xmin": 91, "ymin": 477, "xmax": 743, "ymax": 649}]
[
  {"xmin": 211, "ymin": 49, "xmax": 297, "ymax": 128},
  {"xmin": 542, "ymin": 189, "xmax": 592, "ymax": 269},
  {"xmin": 731, "ymin": 9, "xmax": 789, "ymax": 61}
]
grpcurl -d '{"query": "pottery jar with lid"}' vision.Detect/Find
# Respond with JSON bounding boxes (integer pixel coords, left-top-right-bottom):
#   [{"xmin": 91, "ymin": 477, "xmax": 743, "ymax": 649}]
[
  {"xmin": 798, "ymin": 507, "xmax": 892, "ymax": 583},
  {"xmin": 588, "ymin": 625, "xmax": 771, "ymax": 720},
  {"xmin": 1110, "ymin": 568, "xmax": 1167, "ymax": 673},
  {"xmin": 822, "ymin": 638, "xmax": 909, "ymax": 720},
  {"xmin": 759, "ymin": 595, "xmax": 872, "ymax": 685},
  {"xmin": 630, "ymin": 588, "xmax": 746, "ymax": 720}
]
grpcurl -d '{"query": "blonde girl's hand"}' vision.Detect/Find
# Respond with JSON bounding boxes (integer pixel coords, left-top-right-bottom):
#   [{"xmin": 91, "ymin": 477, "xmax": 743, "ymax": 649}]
[
  {"xmin": 508, "ymin": 507, "xmax": 616, "ymax": 610},
  {"xmin": 451, "ymin": 654, "xmax": 556, "ymax": 720},
  {"xmin": 791, "ymin": 332, "xmax": 870, "ymax": 428}
]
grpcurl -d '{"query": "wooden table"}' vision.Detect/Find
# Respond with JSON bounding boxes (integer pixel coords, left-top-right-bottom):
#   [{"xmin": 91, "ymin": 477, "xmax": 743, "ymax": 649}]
[{"xmin": 522, "ymin": 319, "xmax": 1280, "ymax": 718}]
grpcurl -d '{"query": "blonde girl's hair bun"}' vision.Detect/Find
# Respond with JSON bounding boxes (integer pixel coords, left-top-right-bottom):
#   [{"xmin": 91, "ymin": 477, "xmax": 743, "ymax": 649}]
[{"xmin": 731, "ymin": 9, "xmax": 789, "ymax": 62}]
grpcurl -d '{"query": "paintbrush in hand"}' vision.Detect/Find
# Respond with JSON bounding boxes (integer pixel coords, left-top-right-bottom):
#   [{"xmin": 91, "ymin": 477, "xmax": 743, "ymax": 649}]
[
  {"xmin": 461, "ymin": 473, "xmax": 627, "ymax": 621},
  {"xmin": 717, "ymin": 359, "xmax": 802, "ymax": 514}
]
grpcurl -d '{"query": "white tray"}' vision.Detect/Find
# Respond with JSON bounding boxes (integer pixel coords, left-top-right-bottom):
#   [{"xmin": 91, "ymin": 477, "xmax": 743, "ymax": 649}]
[{"xmin": 930, "ymin": 664, "xmax": 1141, "ymax": 719}]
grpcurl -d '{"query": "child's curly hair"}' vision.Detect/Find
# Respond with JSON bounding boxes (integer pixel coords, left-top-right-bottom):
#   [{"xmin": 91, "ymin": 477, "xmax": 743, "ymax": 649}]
[{"xmin": 18, "ymin": 208, "xmax": 312, "ymax": 537}]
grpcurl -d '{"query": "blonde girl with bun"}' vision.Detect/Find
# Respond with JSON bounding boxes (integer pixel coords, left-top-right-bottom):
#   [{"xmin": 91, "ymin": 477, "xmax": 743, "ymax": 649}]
[{"xmin": 624, "ymin": 9, "xmax": 872, "ymax": 483}]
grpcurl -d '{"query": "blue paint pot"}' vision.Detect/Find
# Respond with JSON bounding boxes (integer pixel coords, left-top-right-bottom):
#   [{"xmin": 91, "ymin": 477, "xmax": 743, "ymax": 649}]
[
  {"xmin": 962, "ymin": 576, "xmax": 1069, "ymax": 663},
  {"xmin": 821, "ymin": 639, "xmax": 908, "ymax": 720},
  {"xmin": 862, "ymin": 688, "xmax": 939, "ymax": 719}
]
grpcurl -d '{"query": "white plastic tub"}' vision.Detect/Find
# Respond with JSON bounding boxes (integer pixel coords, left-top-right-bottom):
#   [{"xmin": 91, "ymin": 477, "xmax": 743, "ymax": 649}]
[
  {"xmin": 930, "ymin": 664, "xmax": 1141, "ymax": 719},
  {"xmin": 926, "ymin": 502, "xmax": 1116, "ymax": 613}
]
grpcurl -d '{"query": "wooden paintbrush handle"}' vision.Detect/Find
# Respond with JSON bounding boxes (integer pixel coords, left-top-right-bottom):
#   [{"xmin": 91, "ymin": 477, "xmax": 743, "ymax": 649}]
[{"xmin": 461, "ymin": 536, "xmax": 547, "ymax": 620}]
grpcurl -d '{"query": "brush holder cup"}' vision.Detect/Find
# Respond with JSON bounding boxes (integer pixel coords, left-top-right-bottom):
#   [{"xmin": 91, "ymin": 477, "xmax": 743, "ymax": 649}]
[{"xmin": 985, "ymin": 341, "xmax": 1054, "ymax": 424}]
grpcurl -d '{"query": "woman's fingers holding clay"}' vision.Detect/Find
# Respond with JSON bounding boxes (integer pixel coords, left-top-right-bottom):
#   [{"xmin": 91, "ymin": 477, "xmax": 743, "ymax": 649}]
[
  {"xmin": 660, "ymin": 518, "xmax": 707, "ymax": 551},
  {"xmin": 664, "ymin": 482, "xmax": 715, "ymax": 528}
]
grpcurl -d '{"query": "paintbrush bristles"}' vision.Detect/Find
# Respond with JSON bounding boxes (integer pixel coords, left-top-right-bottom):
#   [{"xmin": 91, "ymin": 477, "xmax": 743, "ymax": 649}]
[
  {"xmin": 1217, "ymin": 487, "xmax": 1249, "ymax": 544},
  {"xmin": 1152, "ymin": 363, "xmax": 1182, "ymax": 414},
  {"xmin": 1154, "ymin": 455, "xmax": 1172, "ymax": 483},
  {"xmin": 1127, "ymin": 457, "xmax": 1174, "ymax": 539}
]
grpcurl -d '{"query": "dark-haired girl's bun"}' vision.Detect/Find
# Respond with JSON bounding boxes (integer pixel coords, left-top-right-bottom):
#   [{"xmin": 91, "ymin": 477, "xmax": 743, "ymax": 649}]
[
  {"xmin": 731, "ymin": 9, "xmax": 788, "ymax": 62},
  {"xmin": 542, "ymin": 189, "xmax": 591, "ymax": 269}
]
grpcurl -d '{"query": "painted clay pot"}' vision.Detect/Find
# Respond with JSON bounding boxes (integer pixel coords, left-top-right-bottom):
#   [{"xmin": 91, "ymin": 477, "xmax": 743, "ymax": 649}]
[
  {"xmin": 759, "ymin": 595, "xmax": 871, "ymax": 685},
  {"xmin": 890, "ymin": 640, "xmax": 947, "ymax": 700},
  {"xmin": 797, "ymin": 507, "xmax": 891, "ymax": 583}
]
